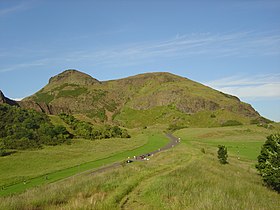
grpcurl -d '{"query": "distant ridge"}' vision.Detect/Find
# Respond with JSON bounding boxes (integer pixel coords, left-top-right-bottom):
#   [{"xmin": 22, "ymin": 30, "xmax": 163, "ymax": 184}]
[{"xmin": 4, "ymin": 69, "xmax": 267, "ymax": 127}]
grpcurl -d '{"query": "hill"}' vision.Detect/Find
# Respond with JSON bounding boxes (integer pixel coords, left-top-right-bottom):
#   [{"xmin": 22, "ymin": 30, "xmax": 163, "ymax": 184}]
[{"xmin": 6, "ymin": 69, "xmax": 266, "ymax": 127}]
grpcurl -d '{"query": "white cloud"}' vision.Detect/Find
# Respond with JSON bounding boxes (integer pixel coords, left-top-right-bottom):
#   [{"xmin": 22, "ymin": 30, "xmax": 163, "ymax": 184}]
[{"xmin": 205, "ymin": 74, "xmax": 280, "ymax": 99}]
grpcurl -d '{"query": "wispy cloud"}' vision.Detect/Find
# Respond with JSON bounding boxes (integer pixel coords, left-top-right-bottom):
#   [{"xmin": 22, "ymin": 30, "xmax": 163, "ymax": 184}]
[
  {"xmin": 1, "ymin": 31, "xmax": 280, "ymax": 73},
  {"xmin": 57, "ymin": 31, "xmax": 280, "ymax": 68},
  {"xmin": 0, "ymin": 58, "xmax": 49, "ymax": 73},
  {"xmin": 205, "ymin": 74, "xmax": 280, "ymax": 99},
  {"xmin": 0, "ymin": 1, "xmax": 34, "ymax": 17}
]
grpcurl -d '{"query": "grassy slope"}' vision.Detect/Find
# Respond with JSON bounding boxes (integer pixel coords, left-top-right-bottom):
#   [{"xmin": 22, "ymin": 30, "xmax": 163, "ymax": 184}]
[
  {"xmin": 115, "ymin": 106, "xmax": 252, "ymax": 128},
  {"xmin": 0, "ymin": 128, "xmax": 169, "ymax": 196},
  {"xmin": 0, "ymin": 125, "xmax": 279, "ymax": 209}
]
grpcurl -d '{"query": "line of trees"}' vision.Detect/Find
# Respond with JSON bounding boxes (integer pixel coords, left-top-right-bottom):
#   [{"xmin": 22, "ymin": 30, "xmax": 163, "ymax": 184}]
[
  {"xmin": 0, "ymin": 104, "xmax": 71, "ymax": 152},
  {"xmin": 59, "ymin": 113, "xmax": 130, "ymax": 139}
]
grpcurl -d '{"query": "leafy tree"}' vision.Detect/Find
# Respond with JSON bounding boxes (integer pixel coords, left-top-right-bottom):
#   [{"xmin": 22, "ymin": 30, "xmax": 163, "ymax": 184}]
[
  {"xmin": 217, "ymin": 145, "xmax": 228, "ymax": 164},
  {"xmin": 256, "ymin": 134, "xmax": 280, "ymax": 193}
]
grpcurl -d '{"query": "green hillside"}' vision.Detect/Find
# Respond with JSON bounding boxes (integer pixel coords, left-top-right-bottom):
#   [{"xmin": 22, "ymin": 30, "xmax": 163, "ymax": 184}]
[{"xmin": 22, "ymin": 70, "xmax": 264, "ymax": 127}]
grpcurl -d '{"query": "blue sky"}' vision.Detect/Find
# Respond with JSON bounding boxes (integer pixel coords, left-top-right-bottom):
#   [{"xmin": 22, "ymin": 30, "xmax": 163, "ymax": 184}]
[{"xmin": 0, "ymin": 0, "xmax": 279, "ymax": 121}]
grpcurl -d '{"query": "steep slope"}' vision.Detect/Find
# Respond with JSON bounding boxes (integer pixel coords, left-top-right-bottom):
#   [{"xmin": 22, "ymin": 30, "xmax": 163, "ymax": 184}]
[{"xmin": 22, "ymin": 69, "xmax": 262, "ymax": 127}]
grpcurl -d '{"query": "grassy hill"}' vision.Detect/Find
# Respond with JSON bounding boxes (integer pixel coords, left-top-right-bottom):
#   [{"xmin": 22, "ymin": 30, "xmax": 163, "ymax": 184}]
[{"xmin": 22, "ymin": 69, "xmax": 264, "ymax": 127}]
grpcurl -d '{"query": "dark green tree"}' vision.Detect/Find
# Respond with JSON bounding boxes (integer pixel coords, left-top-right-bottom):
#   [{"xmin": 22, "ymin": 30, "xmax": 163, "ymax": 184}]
[
  {"xmin": 217, "ymin": 145, "xmax": 228, "ymax": 164},
  {"xmin": 256, "ymin": 134, "xmax": 280, "ymax": 193}
]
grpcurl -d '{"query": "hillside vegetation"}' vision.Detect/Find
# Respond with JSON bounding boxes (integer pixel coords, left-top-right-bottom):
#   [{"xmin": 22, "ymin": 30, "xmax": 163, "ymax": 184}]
[
  {"xmin": 21, "ymin": 69, "xmax": 266, "ymax": 128},
  {"xmin": 0, "ymin": 104, "xmax": 71, "ymax": 151}
]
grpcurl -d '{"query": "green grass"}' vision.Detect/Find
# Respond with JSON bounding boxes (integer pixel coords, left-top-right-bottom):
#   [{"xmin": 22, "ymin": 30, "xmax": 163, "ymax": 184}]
[
  {"xmin": 0, "ymin": 129, "xmax": 169, "ymax": 196},
  {"xmin": 57, "ymin": 87, "xmax": 88, "ymax": 98},
  {"xmin": 0, "ymin": 125, "xmax": 279, "ymax": 209},
  {"xmin": 0, "ymin": 126, "xmax": 279, "ymax": 209},
  {"xmin": 114, "ymin": 106, "xmax": 253, "ymax": 128},
  {"xmin": 34, "ymin": 92, "xmax": 54, "ymax": 104},
  {"xmin": 114, "ymin": 106, "xmax": 190, "ymax": 128},
  {"xmin": 174, "ymin": 124, "xmax": 279, "ymax": 160}
]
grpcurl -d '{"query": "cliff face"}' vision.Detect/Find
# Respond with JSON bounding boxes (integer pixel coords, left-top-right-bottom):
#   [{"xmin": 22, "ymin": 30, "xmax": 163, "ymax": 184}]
[{"xmin": 19, "ymin": 101, "xmax": 71, "ymax": 115}]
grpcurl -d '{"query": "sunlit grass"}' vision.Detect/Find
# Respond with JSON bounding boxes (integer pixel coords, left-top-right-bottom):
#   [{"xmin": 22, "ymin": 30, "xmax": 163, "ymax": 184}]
[
  {"xmin": 0, "ymin": 128, "xmax": 169, "ymax": 196},
  {"xmin": 0, "ymin": 125, "xmax": 279, "ymax": 209}
]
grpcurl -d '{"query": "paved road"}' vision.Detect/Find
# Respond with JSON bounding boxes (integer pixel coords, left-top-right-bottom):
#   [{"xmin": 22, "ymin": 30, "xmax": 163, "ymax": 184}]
[{"xmin": 90, "ymin": 133, "xmax": 180, "ymax": 175}]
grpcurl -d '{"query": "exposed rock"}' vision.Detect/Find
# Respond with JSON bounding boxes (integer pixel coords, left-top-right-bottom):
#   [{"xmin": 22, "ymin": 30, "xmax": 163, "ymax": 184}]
[{"xmin": 19, "ymin": 101, "xmax": 71, "ymax": 115}]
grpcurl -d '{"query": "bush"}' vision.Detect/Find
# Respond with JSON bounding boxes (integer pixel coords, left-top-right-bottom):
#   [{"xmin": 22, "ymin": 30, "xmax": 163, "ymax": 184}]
[
  {"xmin": 221, "ymin": 120, "xmax": 242, "ymax": 127},
  {"xmin": 0, "ymin": 143, "xmax": 7, "ymax": 156},
  {"xmin": 217, "ymin": 145, "xmax": 228, "ymax": 164},
  {"xmin": 256, "ymin": 134, "xmax": 280, "ymax": 193},
  {"xmin": 201, "ymin": 148, "xmax": 206, "ymax": 154},
  {"xmin": 168, "ymin": 124, "xmax": 187, "ymax": 132}
]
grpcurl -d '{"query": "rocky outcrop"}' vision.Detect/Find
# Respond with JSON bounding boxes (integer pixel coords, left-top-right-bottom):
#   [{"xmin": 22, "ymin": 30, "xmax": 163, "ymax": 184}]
[{"xmin": 19, "ymin": 101, "xmax": 71, "ymax": 115}]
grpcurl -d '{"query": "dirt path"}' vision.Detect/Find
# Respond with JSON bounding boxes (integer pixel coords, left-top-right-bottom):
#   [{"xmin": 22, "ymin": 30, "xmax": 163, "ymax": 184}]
[{"xmin": 90, "ymin": 133, "xmax": 180, "ymax": 176}]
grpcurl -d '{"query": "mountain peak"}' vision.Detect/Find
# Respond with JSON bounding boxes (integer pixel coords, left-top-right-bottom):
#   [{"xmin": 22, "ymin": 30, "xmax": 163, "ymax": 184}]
[{"xmin": 48, "ymin": 69, "xmax": 100, "ymax": 86}]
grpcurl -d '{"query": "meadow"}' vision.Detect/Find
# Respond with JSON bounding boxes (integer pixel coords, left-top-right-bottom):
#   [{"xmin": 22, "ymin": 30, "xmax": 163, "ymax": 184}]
[
  {"xmin": 0, "ymin": 128, "xmax": 169, "ymax": 196},
  {"xmin": 0, "ymin": 124, "xmax": 279, "ymax": 209}
]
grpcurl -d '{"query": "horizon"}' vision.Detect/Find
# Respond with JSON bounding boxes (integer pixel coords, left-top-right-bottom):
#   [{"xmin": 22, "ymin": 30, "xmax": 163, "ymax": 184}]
[{"xmin": 0, "ymin": 0, "xmax": 279, "ymax": 121}]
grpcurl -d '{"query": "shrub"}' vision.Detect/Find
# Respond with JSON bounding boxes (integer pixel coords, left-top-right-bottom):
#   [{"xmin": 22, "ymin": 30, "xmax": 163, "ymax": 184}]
[
  {"xmin": 217, "ymin": 145, "xmax": 228, "ymax": 164},
  {"xmin": 221, "ymin": 120, "xmax": 242, "ymax": 127},
  {"xmin": 0, "ymin": 143, "xmax": 7, "ymax": 157},
  {"xmin": 168, "ymin": 124, "xmax": 187, "ymax": 132},
  {"xmin": 256, "ymin": 134, "xmax": 280, "ymax": 193},
  {"xmin": 201, "ymin": 148, "xmax": 206, "ymax": 154},
  {"xmin": 210, "ymin": 113, "xmax": 216, "ymax": 118}
]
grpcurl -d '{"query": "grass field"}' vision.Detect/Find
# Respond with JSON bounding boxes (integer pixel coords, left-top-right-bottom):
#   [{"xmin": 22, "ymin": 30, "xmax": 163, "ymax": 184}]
[
  {"xmin": 0, "ymin": 128, "xmax": 169, "ymax": 196},
  {"xmin": 0, "ymin": 124, "xmax": 279, "ymax": 209},
  {"xmin": 174, "ymin": 125, "xmax": 278, "ymax": 160}
]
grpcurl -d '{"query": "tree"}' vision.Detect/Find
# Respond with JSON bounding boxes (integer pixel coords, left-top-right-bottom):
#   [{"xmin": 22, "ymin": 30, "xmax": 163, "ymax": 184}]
[
  {"xmin": 256, "ymin": 134, "xmax": 280, "ymax": 192},
  {"xmin": 217, "ymin": 145, "xmax": 228, "ymax": 164}
]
